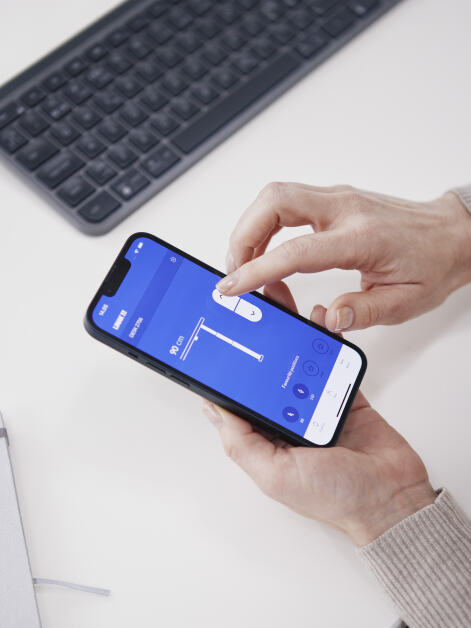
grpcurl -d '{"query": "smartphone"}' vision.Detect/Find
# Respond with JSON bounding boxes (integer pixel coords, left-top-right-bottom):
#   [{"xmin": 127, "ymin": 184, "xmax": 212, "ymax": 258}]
[{"xmin": 85, "ymin": 233, "xmax": 366, "ymax": 447}]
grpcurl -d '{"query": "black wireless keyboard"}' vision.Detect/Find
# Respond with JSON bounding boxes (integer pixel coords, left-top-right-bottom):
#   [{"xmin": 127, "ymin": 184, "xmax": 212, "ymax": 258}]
[{"xmin": 0, "ymin": 0, "xmax": 402, "ymax": 235}]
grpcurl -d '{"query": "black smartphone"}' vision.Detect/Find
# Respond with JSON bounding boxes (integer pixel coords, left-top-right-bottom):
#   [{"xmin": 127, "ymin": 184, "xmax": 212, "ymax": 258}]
[{"xmin": 85, "ymin": 233, "xmax": 367, "ymax": 447}]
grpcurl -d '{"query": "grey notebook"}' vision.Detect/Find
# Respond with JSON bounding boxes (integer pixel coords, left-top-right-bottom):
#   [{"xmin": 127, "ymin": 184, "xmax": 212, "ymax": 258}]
[{"xmin": 0, "ymin": 411, "xmax": 42, "ymax": 628}]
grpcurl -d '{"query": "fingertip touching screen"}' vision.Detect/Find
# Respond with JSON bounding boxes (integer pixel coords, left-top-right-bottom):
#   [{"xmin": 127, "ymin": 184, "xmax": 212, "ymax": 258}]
[{"xmin": 92, "ymin": 236, "xmax": 363, "ymax": 445}]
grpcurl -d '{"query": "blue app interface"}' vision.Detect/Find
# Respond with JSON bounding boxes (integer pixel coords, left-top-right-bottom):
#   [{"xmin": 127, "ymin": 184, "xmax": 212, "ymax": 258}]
[{"xmin": 92, "ymin": 237, "xmax": 357, "ymax": 444}]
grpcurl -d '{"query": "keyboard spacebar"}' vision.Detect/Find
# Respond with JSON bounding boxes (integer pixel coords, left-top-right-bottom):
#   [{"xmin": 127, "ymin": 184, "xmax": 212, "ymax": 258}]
[{"xmin": 172, "ymin": 53, "xmax": 301, "ymax": 154}]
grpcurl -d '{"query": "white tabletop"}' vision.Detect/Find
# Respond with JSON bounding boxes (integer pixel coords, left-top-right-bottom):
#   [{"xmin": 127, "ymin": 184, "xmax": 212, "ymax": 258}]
[{"xmin": 1, "ymin": 1, "xmax": 470, "ymax": 626}]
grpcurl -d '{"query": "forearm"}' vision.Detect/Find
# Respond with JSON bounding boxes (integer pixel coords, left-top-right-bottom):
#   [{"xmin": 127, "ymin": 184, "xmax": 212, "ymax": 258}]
[{"xmin": 358, "ymin": 489, "xmax": 471, "ymax": 628}]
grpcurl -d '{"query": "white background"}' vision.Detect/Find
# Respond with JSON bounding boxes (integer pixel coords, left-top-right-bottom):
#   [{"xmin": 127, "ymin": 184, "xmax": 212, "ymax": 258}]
[{"xmin": 1, "ymin": 1, "xmax": 470, "ymax": 626}]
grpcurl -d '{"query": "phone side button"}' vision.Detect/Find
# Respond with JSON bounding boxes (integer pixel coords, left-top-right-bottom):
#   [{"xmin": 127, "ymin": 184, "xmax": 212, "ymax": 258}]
[
  {"xmin": 170, "ymin": 375, "xmax": 190, "ymax": 388},
  {"xmin": 145, "ymin": 361, "xmax": 166, "ymax": 375}
]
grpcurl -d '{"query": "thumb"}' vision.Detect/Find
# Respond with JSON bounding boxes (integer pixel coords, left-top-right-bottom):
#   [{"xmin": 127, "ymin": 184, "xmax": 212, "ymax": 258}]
[{"xmin": 325, "ymin": 285, "xmax": 421, "ymax": 332}]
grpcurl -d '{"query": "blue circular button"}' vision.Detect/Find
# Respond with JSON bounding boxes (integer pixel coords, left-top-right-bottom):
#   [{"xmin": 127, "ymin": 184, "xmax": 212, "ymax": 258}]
[
  {"xmin": 282, "ymin": 406, "xmax": 299, "ymax": 423},
  {"xmin": 293, "ymin": 383, "xmax": 309, "ymax": 399},
  {"xmin": 312, "ymin": 338, "xmax": 329, "ymax": 354},
  {"xmin": 303, "ymin": 360, "xmax": 319, "ymax": 376}
]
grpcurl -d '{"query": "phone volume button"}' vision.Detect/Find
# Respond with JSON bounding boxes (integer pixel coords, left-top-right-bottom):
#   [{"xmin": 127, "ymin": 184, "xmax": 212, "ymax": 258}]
[
  {"xmin": 170, "ymin": 375, "xmax": 190, "ymax": 388},
  {"xmin": 145, "ymin": 361, "xmax": 165, "ymax": 374}
]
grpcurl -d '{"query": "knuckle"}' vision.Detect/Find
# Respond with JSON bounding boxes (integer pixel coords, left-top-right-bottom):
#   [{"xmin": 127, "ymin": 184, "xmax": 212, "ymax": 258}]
[
  {"xmin": 279, "ymin": 238, "xmax": 307, "ymax": 264},
  {"xmin": 223, "ymin": 440, "xmax": 240, "ymax": 464},
  {"xmin": 259, "ymin": 181, "xmax": 286, "ymax": 205}
]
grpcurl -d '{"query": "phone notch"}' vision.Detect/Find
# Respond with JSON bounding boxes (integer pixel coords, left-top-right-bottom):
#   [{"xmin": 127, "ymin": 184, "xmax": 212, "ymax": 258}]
[{"xmin": 103, "ymin": 258, "xmax": 131, "ymax": 297}]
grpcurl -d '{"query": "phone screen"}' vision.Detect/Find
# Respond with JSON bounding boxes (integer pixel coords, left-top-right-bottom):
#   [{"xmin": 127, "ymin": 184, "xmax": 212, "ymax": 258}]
[{"xmin": 90, "ymin": 235, "xmax": 365, "ymax": 446}]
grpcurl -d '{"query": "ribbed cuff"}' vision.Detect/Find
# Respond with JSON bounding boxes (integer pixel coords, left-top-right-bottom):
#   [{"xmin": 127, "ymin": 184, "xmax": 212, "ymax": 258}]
[
  {"xmin": 358, "ymin": 489, "xmax": 471, "ymax": 628},
  {"xmin": 451, "ymin": 184, "xmax": 471, "ymax": 213}
]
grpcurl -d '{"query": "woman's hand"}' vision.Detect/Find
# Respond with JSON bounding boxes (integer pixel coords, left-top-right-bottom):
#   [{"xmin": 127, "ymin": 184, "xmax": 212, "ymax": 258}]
[
  {"xmin": 216, "ymin": 184, "xmax": 471, "ymax": 332},
  {"xmin": 203, "ymin": 282, "xmax": 436, "ymax": 546}
]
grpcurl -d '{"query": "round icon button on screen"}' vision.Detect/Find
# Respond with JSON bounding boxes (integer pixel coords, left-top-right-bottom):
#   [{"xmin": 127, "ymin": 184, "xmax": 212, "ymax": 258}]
[
  {"xmin": 303, "ymin": 360, "xmax": 319, "ymax": 376},
  {"xmin": 293, "ymin": 383, "xmax": 309, "ymax": 399},
  {"xmin": 312, "ymin": 338, "xmax": 329, "ymax": 354},
  {"xmin": 282, "ymin": 407, "xmax": 299, "ymax": 423}
]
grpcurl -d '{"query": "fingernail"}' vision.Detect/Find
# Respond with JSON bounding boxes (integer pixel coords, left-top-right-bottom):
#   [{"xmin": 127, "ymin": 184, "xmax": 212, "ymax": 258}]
[
  {"xmin": 202, "ymin": 402, "xmax": 223, "ymax": 429},
  {"xmin": 335, "ymin": 307, "xmax": 354, "ymax": 331},
  {"xmin": 226, "ymin": 252, "xmax": 236, "ymax": 274},
  {"xmin": 216, "ymin": 273, "xmax": 238, "ymax": 294}
]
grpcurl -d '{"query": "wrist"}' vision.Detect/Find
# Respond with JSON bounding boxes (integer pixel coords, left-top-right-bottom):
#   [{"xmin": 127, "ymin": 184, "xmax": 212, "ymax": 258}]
[
  {"xmin": 439, "ymin": 191, "xmax": 471, "ymax": 292},
  {"xmin": 344, "ymin": 482, "xmax": 437, "ymax": 547}
]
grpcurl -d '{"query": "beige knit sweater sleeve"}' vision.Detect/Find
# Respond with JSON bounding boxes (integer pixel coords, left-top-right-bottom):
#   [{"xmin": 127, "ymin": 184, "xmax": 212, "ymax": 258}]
[
  {"xmin": 358, "ymin": 489, "xmax": 471, "ymax": 628},
  {"xmin": 452, "ymin": 184, "xmax": 471, "ymax": 213}
]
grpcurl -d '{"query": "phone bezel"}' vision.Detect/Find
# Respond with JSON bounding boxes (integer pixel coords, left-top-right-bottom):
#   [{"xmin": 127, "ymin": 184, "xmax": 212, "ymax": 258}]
[{"xmin": 84, "ymin": 232, "xmax": 367, "ymax": 447}]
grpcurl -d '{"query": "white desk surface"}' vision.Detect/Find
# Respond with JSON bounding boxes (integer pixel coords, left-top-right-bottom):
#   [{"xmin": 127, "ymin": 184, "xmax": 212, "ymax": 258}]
[{"xmin": 1, "ymin": 1, "xmax": 470, "ymax": 626}]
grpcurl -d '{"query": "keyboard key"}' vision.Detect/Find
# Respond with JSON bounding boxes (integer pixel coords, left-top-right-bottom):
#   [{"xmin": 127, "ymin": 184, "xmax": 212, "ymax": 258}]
[
  {"xmin": 64, "ymin": 80, "xmax": 92, "ymax": 105},
  {"xmin": 349, "ymin": 0, "xmax": 379, "ymax": 15},
  {"xmin": 21, "ymin": 87, "xmax": 46, "ymax": 108},
  {"xmin": 223, "ymin": 29, "xmax": 248, "ymax": 51},
  {"xmin": 76, "ymin": 133, "xmax": 106, "ymax": 158},
  {"xmin": 115, "ymin": 75, "xmax": 144, "ymax": 98},
  {"xmin": 196, "ymin": 17, "xmax": 221, "ymax": 39},
  {"xmin": 192, "ymin": 82, "xmax": 218, "ymax": 105},
  {"xmin": 212, "ymin": 67, "xmax": 239, "ymax": 90},
  {"xmin": 72, "ymin": 107, "xmax": 102, "ymax": 130},
  {"xmin": 94, "ymin": 89, "xmax": 125, "ymax": 114},
  {"xmin": 150, "ymin": 112, "xmax": 179, "ymax": 136},
  {"xmin": 43, "ymin": 71, "xmax": 67, "ymax": 92},
  {"xmin": 147, "ymin": 1, "xmax": 172, "ymax": 18},
  {"xmin": 174, "ymin": 52, "xmax": 300, "ymax": 153},
  {"xmin": 78, "ymin": 191, "xmax": 121, "ymax": 223},
  {"xmin": 128, "ymin": 36, "xmax": 153, "ymax": 60},
  {"xmin": 232, "ymin": 52, "xmax": 259, "ymax": 74},
  {"xmin": 87, "ymin": 43, "xmax": 108, "ymax": 62},
  {"xmin": 112, "ymin": 168, "xmax": 150, "ymax": 200},
  {"xmin": 241, "ymin": 15, "xmax": 265, "ymax": 36},
  {"xmin": 251, "ymin": 35, "xmax": 276, "ymax": 59},
  {"xmin": 58, "ymin": 176, "xmax": 95, "ymax": 207},
  {"xmin": 120, "ymin": 102, "xmax": 148, "ymax": 127},
  {"xmin": 147, "ymin": 22, "xmax": 174, "ymax": 45},
  {"xmin": 182, "ymin": 57, "xmax": 208, "ymax": 80},
  {"xmin": 216, "ymin": 3, "xmax": 242, "ymax": 24},
  {"xmin": 0, "ymin": 128, "xmax": 28, "ymax": 153},
  {"xmin": 259, "ymin": 0, "xmax": 285, "ymax": 21},
  {"xmin": 167, "ymin": 6, "xmax": 193, "ymax": 29},
  {"xmin": 37, "ymin": 151, "xmax": 84, "ymax": 188},
  {"xmin": 270, "ymin": 23, "xmax": 296, "ymax": 44},
  {"xmin": 19, "ymin": 111, "xmax": 50, "ymax": 136},
  {"xmin": 84, "ymin": 65, "xmax": 115, "ymax": 89},
  {"xmin": 107, "ymin": 51, "xmax": 133, "ymax": 74},
  {"xmin": 140, "ymin": 86, "xmax": 168, "ymax": 112},
  {"xmin": 295, "ymin": 30, "xmax": 329, "ymax": 58},
  {"xmin": 41, "ymin": 94, "xmax": 71, "ymax": 121},
  {"xmin": 129, "ymin": 126, "xmax": 159, "ymax": 152},
  {"xmin": 86, "ymin": 159, "xmax": 117, "ymax": 185},
  {"xmin": 64, "ymin": 57, "xmax": 88, "ymax": 77},
  {"xmin": 142, "ymin": 146, "xmax": 180, "ymax": 178},
  {"xmin": 311, "ymin": 0, "xmax": 340, "ymax": 15},
  {"xmin": 202, "ymin": 42, "xmax": 228, "ymax": 65},
  {"xmin": 162, "ymin": 73, "xmax": 188, "ymax": 96},
  {"xmin": 135, "ymin": 59, "xmax": 164, "ymax": 82},
  {"xmin": 176, "ymin": 31, "xmax": 202, "ymax": 53},
  {"xmin": 289, "ymin": 8, "xmax": 314, "ymax": 29},
  {"xmin": 17, "ymin": 138, "xmax": 59, "ymax": 170},
  {"xmin": 323, "ymin": 8, "xmax": 356, "ymax": 37},
  {"xmin": 50, "ymin": 122, "xmax": 81, "ymax": 146},
  {"xmin": 171, "ymin": 97, "xmax": 200, "ymax": 121},
  {"xmin": 0, "ymin": 102, "xmax": 25, "ymax": 129},
  {"xmin": 127, "ymin": 12, "xmax": 150, "ymax": 33},
  {"xmin": 189, "ymin": 0, "xmax": 212, "ymax": 15},
  {"xmin": 156, "ymin": 47, "xmax": 183, "ymax": 69},
  {"xmin": 106, "ymin": 28, "xmax": 129, "ymax": 47},
  {"xmin": 98, "ymin": 117, "xmax": 127, "ymax": 142},
  {"xmin": 108, "ymin": 143, "xmax": 138, "ymax": 168}
]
